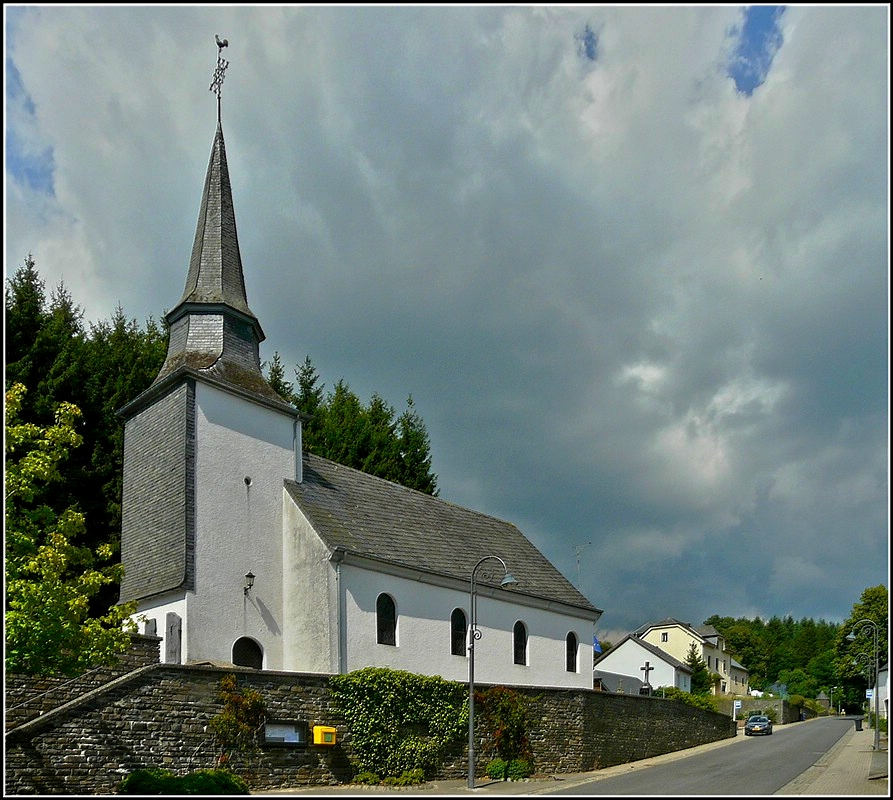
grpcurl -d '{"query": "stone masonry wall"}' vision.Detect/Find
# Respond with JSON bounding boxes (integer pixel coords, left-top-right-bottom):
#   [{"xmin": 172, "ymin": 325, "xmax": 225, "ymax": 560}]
[
  {"xmin": 5, "ymin": 635, "xmax": 163, "ymax": 731},
  {"xmin": 6, "ymin": 637, "xmax": 736, "ymax": 795}
]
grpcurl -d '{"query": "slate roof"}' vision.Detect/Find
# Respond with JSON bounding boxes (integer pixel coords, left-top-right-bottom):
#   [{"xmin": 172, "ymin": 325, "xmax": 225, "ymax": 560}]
[
  {"xmin": 285, "ymin": 451, "xmax": 601, "ymax": 618},
  {"xmin": 592, "ymin": 669, "xmax": 647, "ymax": 694},
  {"xmin": 633, "ymin": 617, "xmax": 696, "ymax": 636}
]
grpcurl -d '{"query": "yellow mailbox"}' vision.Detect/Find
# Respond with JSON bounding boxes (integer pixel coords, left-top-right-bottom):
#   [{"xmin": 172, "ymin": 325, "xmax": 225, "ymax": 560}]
[{"xmin": 312, "ymin": 725, "xmax": 337, "ymax": 746}]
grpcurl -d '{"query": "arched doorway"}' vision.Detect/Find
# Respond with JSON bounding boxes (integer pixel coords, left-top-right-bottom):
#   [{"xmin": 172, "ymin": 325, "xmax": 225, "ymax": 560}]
[{"xmin": 232, "ymin": 637, "xmax": 263, "ymax": 669}]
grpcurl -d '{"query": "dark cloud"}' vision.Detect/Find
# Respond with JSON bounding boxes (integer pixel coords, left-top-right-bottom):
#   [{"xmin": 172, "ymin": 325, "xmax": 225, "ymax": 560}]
[{"xmin": 5, "ymin": 6, "xmax": 887, "ymax": 643}]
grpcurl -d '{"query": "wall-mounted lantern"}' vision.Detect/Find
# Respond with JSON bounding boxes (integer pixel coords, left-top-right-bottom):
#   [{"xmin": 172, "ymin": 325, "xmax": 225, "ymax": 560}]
[{"xmin": 244, "ymin": 571, "xmax": 255, "ymax": 596}]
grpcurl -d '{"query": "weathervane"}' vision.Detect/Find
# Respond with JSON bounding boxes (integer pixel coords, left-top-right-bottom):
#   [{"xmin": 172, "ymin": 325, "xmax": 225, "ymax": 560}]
[{"xmin": 209, "ymin": 34, "xmax": 230, "ymax": 121}]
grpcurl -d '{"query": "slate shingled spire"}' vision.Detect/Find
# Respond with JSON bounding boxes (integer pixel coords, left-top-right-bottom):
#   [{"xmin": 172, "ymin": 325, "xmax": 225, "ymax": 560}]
[{"xmin": 150, "ymin": 120, "xmax": 289, "ymax": 408}]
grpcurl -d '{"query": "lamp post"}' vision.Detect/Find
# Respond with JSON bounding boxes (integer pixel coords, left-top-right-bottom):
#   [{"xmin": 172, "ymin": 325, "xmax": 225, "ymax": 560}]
[
  {"xmin": 468, "ymin": 556, "xmax": 518, "ymax": 790},
  {"xmin": 847, "ymin": 619, "xmax": 881, "ymax": 751}
]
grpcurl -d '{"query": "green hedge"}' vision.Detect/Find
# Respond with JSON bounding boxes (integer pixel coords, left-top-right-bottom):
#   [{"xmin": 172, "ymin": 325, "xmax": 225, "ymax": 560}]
[
  {"xmin": 329, "ymin": 667, "xmax": 467, "ymax": 779},
  {"xmin": 117, "ymin": 767, "xmax": 248, "ymax": 794}
]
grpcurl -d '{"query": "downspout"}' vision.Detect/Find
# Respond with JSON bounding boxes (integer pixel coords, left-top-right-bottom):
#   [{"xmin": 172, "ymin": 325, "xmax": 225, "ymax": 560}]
[
  {"xmin": 293, "ymin": 418, "xmax": 302, "ymax": 483},
  {"xmin": 331, "ymin": 547, "xmax": 347, "ymax": 674}
]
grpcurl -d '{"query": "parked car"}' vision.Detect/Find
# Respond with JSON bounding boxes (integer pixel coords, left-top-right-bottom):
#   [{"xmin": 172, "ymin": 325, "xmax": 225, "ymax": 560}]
[{"xmin": 744, "ymin": 715, "xmax": 773, "ymax": 736}]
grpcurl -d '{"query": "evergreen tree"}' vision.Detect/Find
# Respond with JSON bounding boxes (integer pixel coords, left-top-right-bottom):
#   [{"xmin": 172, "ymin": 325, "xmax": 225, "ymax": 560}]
[
  {"xmin": 5, "ymin": 257, "xmax": 167, "ymax": 610},
  {"xmin": 265, "ymin": 356, "xmax": 439, "ymax": 496},
  {"xmin": 295, "ymin": 355, "xmax": 324, "ymax": 420},
  {"xmin": 4, "ymin": 254, "xmax": 47, "ymax": 392},
  {"xmin": 82, "ymin": 307, "xmax": 167, "ymax": 551},
  {"xmin": 395, "ymin": 396, "xmax": 438, "ymax": 496},
  {"xmin": 265, "ymin": 351, "xmax": 298, "ymax": 405},
  {"xmin": 685, "ymin": 642, "xmax": 714, "ymax": 696}
]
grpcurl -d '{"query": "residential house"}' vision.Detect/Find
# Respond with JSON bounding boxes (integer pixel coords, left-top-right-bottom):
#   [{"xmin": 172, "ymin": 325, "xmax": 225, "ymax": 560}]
[
  {"xmin": 634, "ymin": 618, "xmax": 749, "ymax": 696},
  {"xmin": 118, "ymin": 101, "xmax": 602, "ymax": 690},
  {"xmin": 592, "ymin": 634, "xmax": 692, "ymax": 694},
  {"xmin": 876, "ymin": 662, "xmax": 888, "ymax": 720}
]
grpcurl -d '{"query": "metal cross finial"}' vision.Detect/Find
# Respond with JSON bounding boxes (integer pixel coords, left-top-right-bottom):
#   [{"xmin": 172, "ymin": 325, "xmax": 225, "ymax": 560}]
[{"xmin": 209, "ymin": 35, "xmax": 230, "ymax": 121}]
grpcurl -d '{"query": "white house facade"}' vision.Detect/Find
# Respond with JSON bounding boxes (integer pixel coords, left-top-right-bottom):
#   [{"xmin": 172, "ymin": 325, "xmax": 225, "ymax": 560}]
[
  {"xmin": 634, "ymin": 618, "xmax": 748, "ymax": 696},
  {"xmin": 593, "ymin": 634, "xmax": 692, "ymax": 694},
  {"xmin": 876, "ymin": 662, "xmax": 888, "ymax": 720},
  {"xmin": 119, "ymin": 108, "xmax": 601, "ymax": 690}
]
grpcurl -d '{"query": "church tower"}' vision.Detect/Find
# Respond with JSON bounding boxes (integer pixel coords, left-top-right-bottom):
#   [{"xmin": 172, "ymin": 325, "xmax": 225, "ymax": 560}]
[{"xmin": 118, "ymin": 40, "xmax": 300, "ymax": 668}]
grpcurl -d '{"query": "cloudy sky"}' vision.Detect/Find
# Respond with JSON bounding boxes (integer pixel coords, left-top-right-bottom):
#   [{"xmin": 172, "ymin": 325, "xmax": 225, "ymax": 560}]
[{"xmin": 5, "ymin": 5, "xmax": 889, "ymax": 643}]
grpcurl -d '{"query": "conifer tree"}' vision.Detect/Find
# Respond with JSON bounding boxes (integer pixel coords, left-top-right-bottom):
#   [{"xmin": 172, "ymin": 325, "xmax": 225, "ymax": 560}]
[{"xmin": 685, "ymin": 642, "xmax": 714, "ymax": 696}]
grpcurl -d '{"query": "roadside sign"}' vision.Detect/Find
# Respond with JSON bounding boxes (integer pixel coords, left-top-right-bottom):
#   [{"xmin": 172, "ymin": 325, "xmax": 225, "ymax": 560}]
[
  {"xmin": 866, "ymin": 689, "xmax": 873, "ymax": 699},
  {"xmin": 734, "ymin": 700, "xmax": 742, "ymax": 709}
]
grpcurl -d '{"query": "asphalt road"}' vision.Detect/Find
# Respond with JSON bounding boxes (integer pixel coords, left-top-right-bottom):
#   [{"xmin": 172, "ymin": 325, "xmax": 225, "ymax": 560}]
[{"xmin": 550, "ymin": 716, "xmax": 854, "ymax": 795}]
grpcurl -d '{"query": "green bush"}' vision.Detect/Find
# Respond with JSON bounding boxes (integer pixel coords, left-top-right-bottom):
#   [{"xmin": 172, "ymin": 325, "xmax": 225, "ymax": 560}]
[
  {"xmin": 330, "ymin": 667, "xmax": 466, "ymax": 780},
  {"xmin": 485, "ymin": 758, "xmax": 532, "ymax": 781},
  {"xmin": 117, "ymin": 767, "xmax": 249, "ymax": 794},
  {"xmin": 353, "ymin": 771, "xmax": 380, "ymax": 785},
  {"xmin": 486, "ymin": 758, "xmax": 508, "ymax": 779},
  {"xmin": 507, "ymin": 759, "xmax": 532, "ymax": 780},
  {"xmin": 655, "ymin": 686, "xmax": 718, "ymax": 713},
  {"xmin": 381, "ymin": 769, "xmax": 426, "ymax": 786}
]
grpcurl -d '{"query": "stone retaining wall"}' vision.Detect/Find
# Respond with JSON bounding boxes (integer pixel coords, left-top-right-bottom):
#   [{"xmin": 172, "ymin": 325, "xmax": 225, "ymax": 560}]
[{"xmin": 5, "ymin": 636, "xmax": 736, "ymax": 794}]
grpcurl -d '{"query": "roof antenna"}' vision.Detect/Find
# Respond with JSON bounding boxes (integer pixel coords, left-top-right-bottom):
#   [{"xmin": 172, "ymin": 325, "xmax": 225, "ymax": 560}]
[
  {"xmin": 210, "ymin": 34, "xmax": 230, "ymax": 122},
  {"xmin": 573, "ymin": 541, "xmax": 592, "ymax": 587}
]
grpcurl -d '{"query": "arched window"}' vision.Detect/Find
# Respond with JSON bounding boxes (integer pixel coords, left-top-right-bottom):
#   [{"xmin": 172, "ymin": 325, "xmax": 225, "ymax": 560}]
[
  {"xmin": 376, "ymin": 593, "xmax": 397, "ymax": 646},
  {"xmin": 451, "ymin": 608, "xmax": 467, "ymax": 656},
  {"xmin": 513, "ymin": 621, "xmax": 528, "ymax": 666},
  {"xmin": 565, "ymin": 632, "xmax": 578, "ymax": 672},
  {"xmin": 232, "ymin": 637, "xmax": 263, "ymax": 669}
]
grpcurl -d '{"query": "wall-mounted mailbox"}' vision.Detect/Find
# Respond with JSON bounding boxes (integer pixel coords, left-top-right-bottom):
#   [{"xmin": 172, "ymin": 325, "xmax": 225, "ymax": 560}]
[{"xmin": 312, "ymin": 725, "xmax": 337, "ymax": 746}]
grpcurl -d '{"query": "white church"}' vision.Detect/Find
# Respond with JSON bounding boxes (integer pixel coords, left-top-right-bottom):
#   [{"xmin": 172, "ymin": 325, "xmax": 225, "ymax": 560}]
[{"xmin": 118, "ymin": 55, "xmax": 601, "ymax": 691}]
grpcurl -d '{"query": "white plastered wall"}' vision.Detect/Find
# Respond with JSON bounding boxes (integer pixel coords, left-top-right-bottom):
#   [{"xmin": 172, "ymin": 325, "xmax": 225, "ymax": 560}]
[
  {"xmin": 130, "ymin": 593, "xmax": 188, "ymax": 663},
  {"xmin": 186, "ymin": 382, "xmax": 296, "ymax": 668},
  {"xmin": 340, "ymin": 565, "xmax": 594, "ymax": 689},
  {"xmin": 281, "ymin": 495, "xmax": 336, "ymax": 673},
  {"xmin": 595, "ymin": 639, "xmax": 688, "ymax": 691}
]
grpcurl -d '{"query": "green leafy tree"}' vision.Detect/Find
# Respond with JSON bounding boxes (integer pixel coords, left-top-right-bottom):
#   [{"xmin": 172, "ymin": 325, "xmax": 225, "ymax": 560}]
[
  {"xmin": 5, "ymin": 383, "xmax": 138, "ymax": 676},
  {"xmin": 834, "ymin": 585, "xmax": 889, "ymax": 710},
  {"xmin": 705, "ymin": 613, "xmax": 841, "ymax": 694},
  {"xmin": 685, "ymin": 642, "xmax": 714, "ymax": 696},
  {"xmin": 777, "ymin": 668, "xmax": 818, "ymax": 699}
]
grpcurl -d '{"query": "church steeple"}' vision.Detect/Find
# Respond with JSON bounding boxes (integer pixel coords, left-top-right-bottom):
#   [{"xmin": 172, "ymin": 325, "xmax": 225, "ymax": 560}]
[{"xmin": 146, "ymin": 42, "xmax": 290, "ymax": 410}]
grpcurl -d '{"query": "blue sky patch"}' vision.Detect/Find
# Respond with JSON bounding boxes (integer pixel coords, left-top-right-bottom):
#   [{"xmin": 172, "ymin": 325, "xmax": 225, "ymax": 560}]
[
  {"xmin": 576, "ymin": 23, "xmax": 598, "ymax": 63},
  {"xmin": 5, "ymin": 57, "xmax": 56, "ymax": 195},
  {"xmin": 727, "ymin": 6, "xmax": 786, "ymax": 95}
]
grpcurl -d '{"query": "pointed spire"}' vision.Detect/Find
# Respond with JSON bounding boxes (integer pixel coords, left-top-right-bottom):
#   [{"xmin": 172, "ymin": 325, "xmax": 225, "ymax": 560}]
[
  {"xmin": 121, "ymin": 37, "xmax": 295, "ymax": 418},
  {"xmin": 150, "ymin": 119, "xmax": 289, "ymax": 408},
  {"xmin": 177, "ymin": 121, "xmax": 256, "ymax": 321}
]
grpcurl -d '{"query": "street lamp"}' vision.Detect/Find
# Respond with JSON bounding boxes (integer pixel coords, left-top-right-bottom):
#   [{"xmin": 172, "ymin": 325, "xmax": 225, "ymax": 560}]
[
  {"xmin": 847, "ymin": 619, "xmax": 881, "ymax": 751},
  {"xmin": 468, "ymin": 556, "xmax": 518, "ymax": 790}
]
